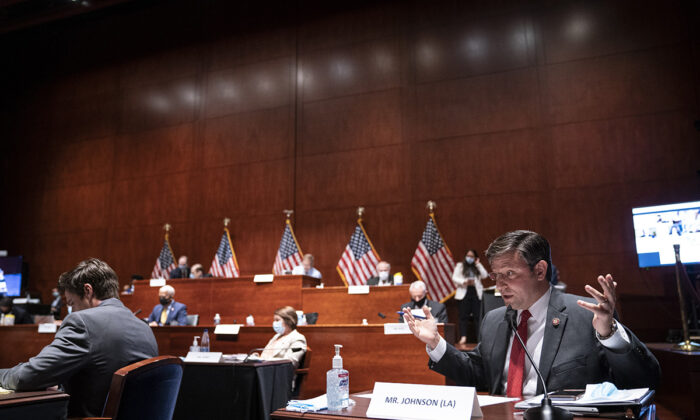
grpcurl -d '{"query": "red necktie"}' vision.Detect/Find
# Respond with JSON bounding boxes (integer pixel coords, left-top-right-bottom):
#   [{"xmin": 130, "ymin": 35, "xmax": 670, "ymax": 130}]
[{"xmin": 506, "ymin": 310, "xmax": 531, "ymax": 398}]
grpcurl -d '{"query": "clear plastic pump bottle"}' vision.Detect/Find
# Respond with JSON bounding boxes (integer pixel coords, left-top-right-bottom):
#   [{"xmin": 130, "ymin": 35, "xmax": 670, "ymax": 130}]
[{"xmin": 326, "ymin": 344, "xmax": 349, "ymax": 410}]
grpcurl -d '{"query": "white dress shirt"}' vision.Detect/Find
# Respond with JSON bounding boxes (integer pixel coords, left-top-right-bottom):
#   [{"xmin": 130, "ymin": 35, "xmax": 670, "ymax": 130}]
[
  {"xmin": 427, "ymin": 286, "xmax": 631, "ymax": 397},
  {"xmin": 292, "ymin": 265, "xmax": 322, "ymax": 279}
]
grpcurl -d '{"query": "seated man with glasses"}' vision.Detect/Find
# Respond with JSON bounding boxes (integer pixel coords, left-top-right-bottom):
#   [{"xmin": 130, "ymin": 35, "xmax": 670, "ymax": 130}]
[{"xmin": 403, "ymin": 230, "xmax": 660, "ymax": 399}]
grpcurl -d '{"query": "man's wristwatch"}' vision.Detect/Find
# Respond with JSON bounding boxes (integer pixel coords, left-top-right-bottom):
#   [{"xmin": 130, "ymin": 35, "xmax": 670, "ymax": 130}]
[{"xmin": 596, "ymin": 319, "xmax": 618, "ymax": 340}]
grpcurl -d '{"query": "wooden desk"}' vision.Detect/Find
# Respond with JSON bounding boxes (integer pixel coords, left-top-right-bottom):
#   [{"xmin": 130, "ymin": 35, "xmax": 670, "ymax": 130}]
[
  {"xmin": 301, "ymin": 286, "xmax": 409, "ymax": 324},
  {"xmin": 122, "ymin": 275, "xmax": 319, "ymax": 325},
  {"xmin": 271, "ymin": 393, "xmax": 658, "ymax": 420},
  {"xmin": 152, "ymin": 324, "xmax": 456, "ymax": 399},
  {"xmin": 647, "ymin": 342, "xmax": 700, "ymax": 420},
  {"xmin": 0, "ymin": 390, "xmax": 69, "ymax": 420}
]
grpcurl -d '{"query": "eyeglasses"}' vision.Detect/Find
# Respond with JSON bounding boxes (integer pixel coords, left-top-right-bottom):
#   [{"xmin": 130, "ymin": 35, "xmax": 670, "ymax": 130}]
[{"xmin": 488, "ymin": 270, "xmax": 519, "ymax": 282}]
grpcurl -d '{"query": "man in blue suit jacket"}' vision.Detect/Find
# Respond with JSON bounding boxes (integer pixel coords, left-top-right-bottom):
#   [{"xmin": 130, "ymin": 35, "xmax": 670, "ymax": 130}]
[{"xmin": 147, "ymin": 285, "xmax": 188, "ymax": 326}]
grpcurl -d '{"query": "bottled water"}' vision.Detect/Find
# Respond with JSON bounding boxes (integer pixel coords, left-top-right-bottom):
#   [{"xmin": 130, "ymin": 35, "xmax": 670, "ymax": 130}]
[{"xmin": 200, "ymin": 329, "xmax": 210, "ymax": 352}]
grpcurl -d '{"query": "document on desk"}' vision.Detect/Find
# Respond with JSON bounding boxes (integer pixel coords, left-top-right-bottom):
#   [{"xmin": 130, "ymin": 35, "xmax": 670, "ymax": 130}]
[{"xmin": 0, "ymin": 386, "xmax": 13, "ymax": 394}]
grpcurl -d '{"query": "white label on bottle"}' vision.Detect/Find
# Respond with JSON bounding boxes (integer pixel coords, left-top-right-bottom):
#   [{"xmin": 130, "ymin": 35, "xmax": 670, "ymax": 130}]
[{"xmin": 366, "ymin": 382, "xmax": 482, "ymax": 420}]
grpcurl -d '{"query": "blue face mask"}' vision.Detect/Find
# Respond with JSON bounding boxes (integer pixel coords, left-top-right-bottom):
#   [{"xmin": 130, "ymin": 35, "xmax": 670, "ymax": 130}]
[
  {"xmin": 272, "ymin": 320, "xmax": 285, "ymax": 335},
  {"xmin": 465, "ymin": 257, "xmax": 475, "ymax": 265}
]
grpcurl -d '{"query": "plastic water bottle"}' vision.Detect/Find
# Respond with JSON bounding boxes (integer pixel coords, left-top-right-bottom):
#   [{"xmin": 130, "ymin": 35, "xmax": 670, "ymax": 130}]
[
  {"xmin": 201, "ymin": 329, "xmax": 210, "ymax": 352},
  {"xmin": 326, "ymin": 344, "xmax": 349, "ymax": 410}
]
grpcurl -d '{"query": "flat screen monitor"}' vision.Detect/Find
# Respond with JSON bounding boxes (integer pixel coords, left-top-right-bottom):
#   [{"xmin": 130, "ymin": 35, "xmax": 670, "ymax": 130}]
[
  {"xmin": 0, "ymin": 256, "xmax": 23, "ymax": 296},
  {"xmin": 632, "ymin": 201, "xmax": 700, "ymax": 267}
]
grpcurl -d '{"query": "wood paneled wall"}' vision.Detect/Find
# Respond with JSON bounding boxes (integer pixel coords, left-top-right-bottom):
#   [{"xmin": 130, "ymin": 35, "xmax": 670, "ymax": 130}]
[{"xmin": 1, "ymin": 0, "xmax": 698, "ymax": 335}]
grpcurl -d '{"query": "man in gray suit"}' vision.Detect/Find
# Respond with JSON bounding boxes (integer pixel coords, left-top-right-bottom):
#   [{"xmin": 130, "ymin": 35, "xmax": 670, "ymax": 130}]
[
  {"xmin": 0, "ymin": 258, "xmax": 158, "ymax": 417},
  {"xmin": 403, "ymin": 230, "xmax": 660, "ymax": 398}
]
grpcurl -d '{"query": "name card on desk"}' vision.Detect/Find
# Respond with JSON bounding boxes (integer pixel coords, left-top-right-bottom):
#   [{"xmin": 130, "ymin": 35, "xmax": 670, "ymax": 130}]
[
  {"xmin": 37, "ymin": 323, "xmax": 57, "ymax": 333},
  {"xmin": 184, "ymin": 351, "xmax": 223, "ymax": 363},
  {"xmin": 366, "ymin": 382, "xmax": 482, "ymax": 420},
  {"xmin": 214, "ymin": 324, "xmax": 241, "ymax": 335},
  {"xmin": 150, "ymin": 278, "xmax": 166, "ymax": 287},
  {"xmin": 348, "ymin": 285, "xmax": 369, "ymax": 294},
  {"xmin": 253, "ymin": 274, "xmax": 274, "ymax": 283},
  {"xmin": 383, "ymin": 323, "xmax": 411, "ymax": 335}
]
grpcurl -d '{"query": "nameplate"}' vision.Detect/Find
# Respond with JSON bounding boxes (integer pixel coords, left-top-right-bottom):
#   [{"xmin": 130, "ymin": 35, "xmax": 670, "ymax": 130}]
[
  {"xmin": 150, "ymin": 278, "xmax": 166, "ymax": 287},
  {"xmin": 37, "ymin": 323, "xmax": 57, "ymax": 333},
  {"xmin": 184, "ymin": 352, "xmax": 223, "ymax": 363},
  {"xmin": 214, "ymin": 324, "xmax": 241, "ymax": 335},
  {"xmin": 348, "ymin": 285, "xmax": 369, "ymax": 294},
  {"xmin": 366, "ymin": 382, "xmax": 482, "ymax": 420},
  {"xmin": 253, "ymin": 274, "xmax": 274, "ymax": 283},
  {"xmin": 383, "ymin": 323, "xmax": 411, "ymax": 335}
]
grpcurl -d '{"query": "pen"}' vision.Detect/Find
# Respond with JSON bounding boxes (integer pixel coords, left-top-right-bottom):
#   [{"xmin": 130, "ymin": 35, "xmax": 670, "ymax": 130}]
[{"xmin": 396, "ymin": 311, "xmax": 426, "ymax": 319}]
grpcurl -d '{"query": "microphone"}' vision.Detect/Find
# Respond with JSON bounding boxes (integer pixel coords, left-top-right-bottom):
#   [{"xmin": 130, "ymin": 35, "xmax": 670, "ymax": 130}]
[
  {"xmin": 377, "ymin": 312, "xmax": 386, "ymax": 319},
  {"xmin": 243, "ymin": 346, "xmax": 304, "ymax": 363},
  {"xmin": 132, "ymin": 309, "xmax": 142, "ymax": 316},
  {"xmin": 505, "ymin": 306, "xmax": 572, "ymax": 420}
]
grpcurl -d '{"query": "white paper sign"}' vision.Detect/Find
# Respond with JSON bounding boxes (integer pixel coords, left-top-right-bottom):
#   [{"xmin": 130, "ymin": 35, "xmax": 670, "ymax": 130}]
[
  {"xmin": 150, "ymin": 278, "xmax": 166, "ymax": 287},
  {"xmin": 348, "ymin": 285, "xmax": 370, "ymax": 294},
  {"xmin": 184, "ymin": 352, "xmax": 223, "ymax": 363},
  {"xmin": 214, "ymin": 324, "xmax": 241, "ymax": 335},
  {"xmin": 383, "ymin": 323, "xmax": 412, "ymax": 335},
  {"xmin": 366, "ymin": 382, "xmax": 482, "ymax": 420},
  {"xmin": 37, "ymin": 323, "xmax": 57, "ymax": 333},
  {"xmin": 253, "ymin": 274, "xmax": 274, "ymax": 283}
]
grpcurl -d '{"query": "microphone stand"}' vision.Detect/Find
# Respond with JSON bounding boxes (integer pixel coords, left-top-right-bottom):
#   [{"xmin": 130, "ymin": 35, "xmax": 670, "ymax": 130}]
[{"xmin": 507, "ymin": 308, "xmax": 572, "ymax": 420}]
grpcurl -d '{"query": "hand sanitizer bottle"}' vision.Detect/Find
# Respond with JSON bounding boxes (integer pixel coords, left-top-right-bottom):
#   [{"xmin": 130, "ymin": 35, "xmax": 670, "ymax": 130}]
[
  {"xmin": 190, "ymin": 336, "xmax": 200, "ymax": 352},
  {"xmin": 326, "ymin": 344, "xmax": 349, "ymax": 410}
]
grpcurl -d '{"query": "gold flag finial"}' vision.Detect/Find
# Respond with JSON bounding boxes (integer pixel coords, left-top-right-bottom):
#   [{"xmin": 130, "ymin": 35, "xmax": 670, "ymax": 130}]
[
  {"xmin": 357, "ymin": 206, "xmax": 365, "ymax": 219},
  {"xmin": 223, "ymin": 218, "xmax": 230, "ymax": 227},
  {"xmin": 283, "ymin": 209, "xmax": 294, "ymax": 220},
  {"xmin": 427, "ymin": 201, "xmax": 436, "ymax": 214},
  {"xmin": 163, "ymin": 223, "xmax": 171, "ymax": 232}
]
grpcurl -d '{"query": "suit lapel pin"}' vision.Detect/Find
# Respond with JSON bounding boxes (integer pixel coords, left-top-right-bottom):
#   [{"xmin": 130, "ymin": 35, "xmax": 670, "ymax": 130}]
[{"xmin": 552, "ymin": 317, "xmax": 560, "ymax": 327}]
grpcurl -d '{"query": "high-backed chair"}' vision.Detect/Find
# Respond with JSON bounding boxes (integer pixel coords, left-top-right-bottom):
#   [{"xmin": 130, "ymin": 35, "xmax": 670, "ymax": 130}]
[
  {"xmin": 292, "ymin": 346, "xmax": 312, "ymax": 398},
  {"xmin": 186, "ymin": 314, "xmax": 199, "ymax": 326},
  {"xmin": 100, "ymin": 355, "xmax": 183, "ymax": 420}
]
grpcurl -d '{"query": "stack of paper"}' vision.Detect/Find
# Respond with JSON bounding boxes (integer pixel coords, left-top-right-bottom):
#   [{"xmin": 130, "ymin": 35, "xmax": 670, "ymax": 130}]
[
  {"xmin": 286, "ymin": 394, "xmax": 328, "ymax": 412},
  {"xmin": 0, "ymin": 386, "xmax": 12, "ymax": 394}
]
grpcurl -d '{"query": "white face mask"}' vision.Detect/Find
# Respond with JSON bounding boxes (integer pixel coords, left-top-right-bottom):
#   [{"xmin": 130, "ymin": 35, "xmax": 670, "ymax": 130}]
[
  {"xmin": 465, "ymin": 257, "xmax": 475, "ymax": 265},
  {"xmin": 272, "ymin": 320, "xmax": 285, "ymax": 335},
  {"xmin": 378, "ymin": 271, "xmax": 389, "ymax": 281}
]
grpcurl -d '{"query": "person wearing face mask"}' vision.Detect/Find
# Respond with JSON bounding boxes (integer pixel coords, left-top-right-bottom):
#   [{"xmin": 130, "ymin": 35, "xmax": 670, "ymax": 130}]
[
  {"xmin": 452, "ymin": 249, "xmax": 489, "ymax": 345},
  {"xmin": 169, "ymin": 255, "xmax": 190, "ymax": 279},
  {"xmin": 147, "ymin": 285, "xmax": 188, "ymax": 326},
  {"xmin": 398, "ymin": 281, "xmax": 448, "ymax": 323},
  {"xmin": 0, "ymin": 296, "xmax": 34, "ymax": 324},
  {"xmin": 367, "ymin": 261, "xmax": 394, "ymax": 286},
  {"xmin": 257, "ymin": 306, "xmax": 307, "ymax": 369},
  {"xmin": 50, "ymin": 287, "xmax": 63, "ymax": 319}
]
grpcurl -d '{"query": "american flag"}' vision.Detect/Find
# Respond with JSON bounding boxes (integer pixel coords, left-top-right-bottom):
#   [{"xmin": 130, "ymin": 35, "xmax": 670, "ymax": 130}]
[
  {"xmin": 336, "ymin": 221, "xmax": 380, "ymax": 286},
  {"xmin": 210, "ymin": 228, "xmax": 239, "ymax": 278},
  {"xmin": 273, "ymin": 221, "xmax": 303, "ymax": 275},
  {"xmin": 152, "ymin": 238, "xmax": 176, "ymax": 279},
  {"xmin": 411, "ymin": 216, "xmax": 456, "ymax": 302}
]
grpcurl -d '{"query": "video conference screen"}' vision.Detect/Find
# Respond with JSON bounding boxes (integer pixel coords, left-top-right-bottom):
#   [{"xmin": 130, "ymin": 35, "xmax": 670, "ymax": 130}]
[
  {"xmin": 0, "ymin": 256, "xmax": 23, "ymax": 297},
  {"xmin": 632, "ymin": 201, "xmax": 700, "ymax": 267}
]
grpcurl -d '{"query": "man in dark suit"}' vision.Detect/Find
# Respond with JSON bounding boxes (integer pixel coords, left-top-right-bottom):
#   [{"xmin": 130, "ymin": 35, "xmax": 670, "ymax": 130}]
[
  {"xmin": 0, "ymin": 258, "xmax": 158, "ymax": 417},
  {"xmin": 0, "ymin": 296, "xmax": 34, "ymax": 324},
  {"xmin": 147, "ymin": 285, "xmax": 188, "ymax": 326},
  {"xmin": 367, "ymin": 261, "xmax": 394, "ymax": 286},
  {"xmin": 403, "ymin": 230, "xmax": 660, "ymax": 398},
  {"xmin": 169, "ymin": 255, "xmax": 190, "ymax": 279},
  {"xmin": 399, "ymin": 280, "xmax": 448, "ymax": 323}
]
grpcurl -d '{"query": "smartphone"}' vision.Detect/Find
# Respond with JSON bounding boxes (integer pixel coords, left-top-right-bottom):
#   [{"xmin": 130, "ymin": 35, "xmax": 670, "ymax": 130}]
[{"xmin": 548, "ymin": 389, "xmax": 584, "ymax": 401}]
